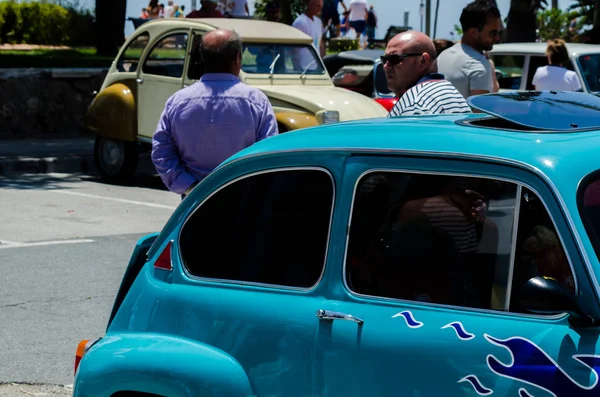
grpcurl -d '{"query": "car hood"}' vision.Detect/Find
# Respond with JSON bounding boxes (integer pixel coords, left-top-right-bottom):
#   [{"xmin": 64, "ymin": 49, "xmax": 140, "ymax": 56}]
[{"xmin": 254, "ymin": 85, "xmax": 388, "ymax": 120}]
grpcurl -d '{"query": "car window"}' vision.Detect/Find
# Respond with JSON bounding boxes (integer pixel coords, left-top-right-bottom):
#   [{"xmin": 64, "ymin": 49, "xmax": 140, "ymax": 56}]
[
  {"xmin": 180, "ymin": 169, "xmax": 334, "ymax": 288},
  {"xmin": 578, "ymin": 54, "xmax": 600, "ymax": 92},
  {"xmin": 490, "ymin": 54, "xmax": 525, "ymax": 90},
  {"xmin": 375, "ymin": 63, "xmax": 392, "ymax": 95},
  {"xmin": 526, "ymin": 55, "xmax": 577, "ymax": 90},
  {"xmin": 345, "ymin": 172, "xmax": 574, "ymax": 313},
  {"xmin": 187, "ymin": 33, "xmax": 204, "ymax": 80},
  {"xmin": 578, "ymin": 173, "xmax": 600, "ymax": 261},
  {"xmin": 117, "ymin": 32, "xmax": 149, "ymax": 73},
  {"xmin": 241, "ymin": 43, "xmax": 326, "ymax": 75},
  {"xmin": 142, "ymin": 33, "xmax": 188, "ymax": 78}
]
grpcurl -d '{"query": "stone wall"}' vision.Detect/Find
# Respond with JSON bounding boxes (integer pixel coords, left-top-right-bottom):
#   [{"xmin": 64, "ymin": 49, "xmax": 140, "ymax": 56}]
[{"xmin": 0, "ymin": 68, "xmax": 108, "ymax": 139}]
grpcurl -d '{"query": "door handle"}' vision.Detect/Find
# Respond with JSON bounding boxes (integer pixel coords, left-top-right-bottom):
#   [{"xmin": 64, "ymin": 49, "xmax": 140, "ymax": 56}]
[
  {"xmin": 316, "ymin": 309, "xmax": 364, "ymax": 325},
  {"xmin": 136, "ymin": 78, "xmax": 144, "ymax": 84}
]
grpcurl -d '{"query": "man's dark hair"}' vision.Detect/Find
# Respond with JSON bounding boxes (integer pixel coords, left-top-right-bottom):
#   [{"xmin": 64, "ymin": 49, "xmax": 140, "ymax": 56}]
[
  {"xmin": 200, "ymin": 31, "xmax": 243, "ymax": 74},
  {"xmin": 460, "ymin": 1, "xmax": 501, "ymax": 32}
]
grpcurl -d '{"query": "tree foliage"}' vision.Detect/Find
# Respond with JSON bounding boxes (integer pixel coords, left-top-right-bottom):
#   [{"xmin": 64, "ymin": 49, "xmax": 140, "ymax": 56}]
[
  {"xmin": 254, "ymin": 0, "xmax": 304, "ymax": 25},
  {"xmin": 536, "ymin": 8, "xmax": 582, "ymax": 41}
]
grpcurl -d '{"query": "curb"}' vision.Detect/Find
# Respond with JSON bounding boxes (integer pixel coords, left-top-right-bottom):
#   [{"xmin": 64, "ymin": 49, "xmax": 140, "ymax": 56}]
[{"xmin": 0, "ymin": 154, "xmax": 96, "ymax": 176}]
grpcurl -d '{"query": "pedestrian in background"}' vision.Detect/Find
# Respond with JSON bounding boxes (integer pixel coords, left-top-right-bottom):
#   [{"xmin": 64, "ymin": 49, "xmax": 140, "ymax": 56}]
[
  {"xmin": 152, "ymin": 29, "xmax": 279, "ymax": 198},
  {"xmin": 322, "ymin": 0, "xmax": 347, "ymax": 38},
  {"xmin": 348, "ymin": 0, "xmax": 368, "ymax": 46},
  {"xmin": 532, "ymin": 39, "xmax": 581, "ymax": 91},
  {"xmin": 437, "ymin": 0, "xmax": 502, "ymax": 98},
  {"xmin": 384, "ymin": 31, "xmax": 471, "ymax": 116},
  {"xmin": 292, "ymin": 0, "xmax": 325, "ymax": 61},
  {"xmin": 365, "ymin": 5, "xmax": 377, "ymax": 48}
]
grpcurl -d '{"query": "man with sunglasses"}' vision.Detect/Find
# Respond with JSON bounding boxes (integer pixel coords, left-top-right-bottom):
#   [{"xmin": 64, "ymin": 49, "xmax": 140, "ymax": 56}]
[
  {"xmin": 437, "ymin": 0, "xmax": 502, "ymax": 99},
  {"xmin": 384, "ymin": 31, "xmax": 471, "ymax": 117}
]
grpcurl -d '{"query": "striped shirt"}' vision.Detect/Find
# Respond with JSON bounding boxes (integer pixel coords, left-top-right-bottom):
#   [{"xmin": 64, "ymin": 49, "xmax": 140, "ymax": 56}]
[{"xmin": 388, "ymin": 73, "xmax": 472, "ymax": 117}]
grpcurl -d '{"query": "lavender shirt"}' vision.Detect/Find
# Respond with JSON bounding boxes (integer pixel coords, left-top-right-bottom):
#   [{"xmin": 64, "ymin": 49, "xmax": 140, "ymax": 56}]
[{"xmin": 152, "ymin": 73, "xmax": 278, "ymax": 194}]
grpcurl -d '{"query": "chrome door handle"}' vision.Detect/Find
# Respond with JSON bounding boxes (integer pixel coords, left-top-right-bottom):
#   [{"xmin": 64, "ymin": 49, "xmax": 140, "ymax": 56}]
[
  {"xmin": 316, "ymin": 309, "xmax": 364, "ymax": 325},
  {"xmin": 136, "ymin": 78, "xmax": 144, "ymax": 84}
]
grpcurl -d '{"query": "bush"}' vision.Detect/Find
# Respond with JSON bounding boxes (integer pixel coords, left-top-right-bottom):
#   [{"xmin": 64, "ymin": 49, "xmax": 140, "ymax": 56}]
[{"xmin": 0, "ymin": 1, "xmax": 94, "ymax": 46}]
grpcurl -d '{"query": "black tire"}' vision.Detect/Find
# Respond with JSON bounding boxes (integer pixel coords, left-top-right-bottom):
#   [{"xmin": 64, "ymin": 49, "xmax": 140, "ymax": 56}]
[{"xmin": 94, "ymin": 136, "xmax": 139, "ymax": 183}]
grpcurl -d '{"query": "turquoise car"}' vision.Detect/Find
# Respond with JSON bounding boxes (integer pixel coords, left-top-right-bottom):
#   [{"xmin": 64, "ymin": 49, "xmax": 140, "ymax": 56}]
[{"xmin": 74, "ymin": 91, "xmax": 600, "ymax": 397}]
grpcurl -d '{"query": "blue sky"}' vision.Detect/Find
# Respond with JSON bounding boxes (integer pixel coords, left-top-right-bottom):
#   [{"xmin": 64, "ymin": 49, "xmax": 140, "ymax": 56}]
[{"xmin": 79, "ymin": 0, "xmax": 577, "ymax": 40}]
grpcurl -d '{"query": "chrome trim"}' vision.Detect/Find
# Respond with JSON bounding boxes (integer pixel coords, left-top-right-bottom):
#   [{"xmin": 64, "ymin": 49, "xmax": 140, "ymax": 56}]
[
  {"xmin": 504, "ymin": 185, "xmax": 522, "ymax": 311},
  {"xmin": 214, "ymin": 146, "xmax": 597, "ymax": 300},
  {"xmin": 316, "ymin": 309, "xmax": 364, "ymax": 325},
  {"xmin": 341, "ymin": 167, "xmax": 579, "ymax": 319},
  {"xmin": 175, "ymin": 166, "xmax": 335, "ymax": 292},
  {"xmin": 138, "ymin": 136, "xmax": 153, "ymax": 144}
]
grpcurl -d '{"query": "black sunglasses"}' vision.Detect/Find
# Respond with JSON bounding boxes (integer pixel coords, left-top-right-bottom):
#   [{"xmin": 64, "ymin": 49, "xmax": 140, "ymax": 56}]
[{"xmin": 380, "ymin": 53, "xmax": 422, "ymax": 66}]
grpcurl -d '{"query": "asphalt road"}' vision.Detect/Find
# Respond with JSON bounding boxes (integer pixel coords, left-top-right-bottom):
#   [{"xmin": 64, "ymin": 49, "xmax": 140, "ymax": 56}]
[{"xmin": 0, "ymin": 173, "xmax": 180, "ymax": 392}]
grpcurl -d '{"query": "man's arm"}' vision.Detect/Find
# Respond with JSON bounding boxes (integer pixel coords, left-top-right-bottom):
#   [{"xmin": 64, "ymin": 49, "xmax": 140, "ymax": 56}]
[
  {"xmin": 467, "ymin": 59, "xmax": 492, "ymax": 97},
  {"xmin": 255, "ymin": 94, "xmax": 279, "ymax": 140},
  {"xmin": 151, "ymin": 99, "xmax": 198, "ymax": 195}
]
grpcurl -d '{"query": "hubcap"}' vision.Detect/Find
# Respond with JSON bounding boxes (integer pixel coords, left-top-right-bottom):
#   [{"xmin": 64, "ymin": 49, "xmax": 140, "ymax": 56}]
[{"xmin": 100, "ymin": 139, "xmax": 125, "ymax": 174}]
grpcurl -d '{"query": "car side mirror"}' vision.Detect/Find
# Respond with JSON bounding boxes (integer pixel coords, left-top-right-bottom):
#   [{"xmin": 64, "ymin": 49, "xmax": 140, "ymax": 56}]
[{"xmin": 518, "ymin": 276, "xmax": 583, "ymax": 318}]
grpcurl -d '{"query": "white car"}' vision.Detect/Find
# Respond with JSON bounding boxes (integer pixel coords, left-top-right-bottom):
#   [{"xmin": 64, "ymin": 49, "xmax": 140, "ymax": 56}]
[{"xmin": 488, "ymin": 42, "xmax": 600, "ymax": 93}]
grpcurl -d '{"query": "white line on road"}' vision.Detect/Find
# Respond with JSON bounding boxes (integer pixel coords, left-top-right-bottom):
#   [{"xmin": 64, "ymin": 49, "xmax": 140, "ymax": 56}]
[
  {"xmin": 0, "ymin": 239, "xmax": 95, "ymax": 249},
  {"xmin": 48, "ymin": 190, "xmax": 178, "ymax": 210}
]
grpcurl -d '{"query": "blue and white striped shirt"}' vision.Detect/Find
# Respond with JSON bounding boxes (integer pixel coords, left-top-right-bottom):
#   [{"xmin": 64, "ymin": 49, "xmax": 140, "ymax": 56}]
[{"xmin": 388, "ymin": 73, "xmax": 472, "ymax": 117}]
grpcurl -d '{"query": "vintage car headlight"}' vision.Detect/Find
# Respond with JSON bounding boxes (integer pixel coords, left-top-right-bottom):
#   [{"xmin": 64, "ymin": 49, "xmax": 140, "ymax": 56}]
[{"xmin": 316, "ymin": 110, "xmax": 340, "ymax": 124}]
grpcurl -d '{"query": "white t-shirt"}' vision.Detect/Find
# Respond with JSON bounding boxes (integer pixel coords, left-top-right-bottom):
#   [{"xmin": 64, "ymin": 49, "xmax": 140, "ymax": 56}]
[
  {"xmin": 532, "ymin": 65, "xmax": 582, "ymax": 91},
  {"xmin": 349, "ymin": 0, "xmax": 368, "ymax": 21},
  {"xmin": 437, "ymin": 43, "xmax": 493, "ymax": 98},
  {"xmin": 164, "ymin": 5, "xmax": 174, "ymax": 17},
  {"xmin": 228, "ymin": 0, "xmax": 247, "ymax": 16},
  {"xmin": 292, "ymin": 13, "xmax": 322, "ymax": 70}
]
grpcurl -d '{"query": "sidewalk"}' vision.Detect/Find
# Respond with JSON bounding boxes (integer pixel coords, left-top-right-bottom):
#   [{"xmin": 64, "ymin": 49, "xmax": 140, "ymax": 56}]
[{"xmin": 0, "ymin": 138, "xmax": 95, "ymax": 176}]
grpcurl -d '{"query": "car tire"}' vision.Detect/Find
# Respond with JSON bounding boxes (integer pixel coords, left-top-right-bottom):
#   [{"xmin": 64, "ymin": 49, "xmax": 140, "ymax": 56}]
[{"xmin": 94, "ymin": 136, "xmax": 139, "ymax": 183}]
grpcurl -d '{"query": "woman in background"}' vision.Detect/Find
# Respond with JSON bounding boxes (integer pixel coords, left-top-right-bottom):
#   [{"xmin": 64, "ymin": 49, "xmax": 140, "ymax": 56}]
[{"xmin": 532, "ymin": 39, "xmax": 581, "ymax": 91}]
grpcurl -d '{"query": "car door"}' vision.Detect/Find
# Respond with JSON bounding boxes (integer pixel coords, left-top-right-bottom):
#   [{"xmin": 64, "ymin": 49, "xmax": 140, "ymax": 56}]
[
  {"xmin": 489, "ymin": 53, "xmax": 526, "ymax": 92},
  {"xmin": 317, "ymin": 155, "xmax": 600, "ymax": 396},
  {"xmin": 137, "ymin": 29, "xmax": 190, "ymax": 139},
  {"xmin": 183, "ymin": 29, "xmax": 206, "ymax": 87}
]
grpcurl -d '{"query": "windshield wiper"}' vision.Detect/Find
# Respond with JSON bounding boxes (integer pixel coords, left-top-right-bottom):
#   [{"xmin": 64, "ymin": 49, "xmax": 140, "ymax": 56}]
[
  {"xmin": 300, "ymin": 59, "xmax": 317, "ymax": 79},
  {"xmin": 269, "ymin": 54, "xmax": 281, "ymax": 78}
]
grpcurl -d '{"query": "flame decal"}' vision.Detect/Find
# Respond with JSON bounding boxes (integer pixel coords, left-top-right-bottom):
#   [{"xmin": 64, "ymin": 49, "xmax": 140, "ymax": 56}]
[
  {"xmin": 519, "ymin": 388, "xmax": 534, "ymax": 397},
  {"xmin": 441, "ymin": 321, "xmax": 475, "ymax": 340},
  {"xmin": 458, "ymin": 375, "xmax": 492, "ymax": 395},
  {"xmin": 485, "ymin": 334, "xmax": 600, "ymax": 396},
  {"xmin": 391, "ymin": 310, "xmax": 423, "ymax": 328}
]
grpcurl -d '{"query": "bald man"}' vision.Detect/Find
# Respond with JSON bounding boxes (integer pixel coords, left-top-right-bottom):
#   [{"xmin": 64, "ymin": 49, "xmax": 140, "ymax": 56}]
[
  {"xmin": 383, "ymin": 31, "xmax": 471, "ymax": 117},
  {"xmin": 152, "ymin": 29, "xmax": 278, "ymax": 197}
]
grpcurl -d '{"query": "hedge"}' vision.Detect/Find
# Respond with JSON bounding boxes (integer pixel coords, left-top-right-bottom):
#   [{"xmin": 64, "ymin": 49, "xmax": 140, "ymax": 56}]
[{"xmin": 0, "ymin": 1, "xmax": 95, "ymax": 46}]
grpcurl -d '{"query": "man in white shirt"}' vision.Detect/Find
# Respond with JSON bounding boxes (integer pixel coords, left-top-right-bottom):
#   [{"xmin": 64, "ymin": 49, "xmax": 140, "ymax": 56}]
[
  {"xmin": 437, "ymin": 1, "xmax": 502, "ymax": 98},
  {"xmin": 164, "ymin": 0, "xmax": 175, "ymax": 17},
  {"xmin": 292, "ymin": 0, "xmax": 325, "ymax": 69},
  {"xmin": 348, "ymin": 0, "xmax": 368, "ymax": 38},
  {"xmin": 533, "ymin": 39, "xmax": 582, "ymax": 91},
  {"xmin": 228, "ymin": 0, "xmax": 249, "ymax": 17}
]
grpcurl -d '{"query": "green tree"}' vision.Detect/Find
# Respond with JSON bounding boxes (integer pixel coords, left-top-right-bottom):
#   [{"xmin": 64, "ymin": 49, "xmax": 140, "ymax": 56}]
[
  {"xmin": 254, "ymin": 0, "xmax": 304, "ymax": 25},
  {"xmin": 95, "ymin": 0, "xmax": 126, "ymax": 57},
  {"xmin": 537, "ymin": 8, "xmax": 581, "ymax": 41},
  {"xmin": 567, "ymin": 0, "xmax": 600, "ymax": 43}
]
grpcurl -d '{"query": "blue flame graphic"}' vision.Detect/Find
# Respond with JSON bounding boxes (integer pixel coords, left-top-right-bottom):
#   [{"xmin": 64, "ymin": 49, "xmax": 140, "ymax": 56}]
[
  {"xmin": 458, "ymin": 375, "xmax": 492, "ymax": 395},
  {"xmin": 485, "ymin": 334, "xmax": 600, "ymax": 396},
  {"xmin": 391, "ymin": 310, "xmax": 423, "ymax": 328},
  {"xmin": 441, "ymin": 321, "xmax": 475, "ymax": 340},
  {"xmin": 519, "ymin": 388, "xmax": 534, "ymax": 397}
]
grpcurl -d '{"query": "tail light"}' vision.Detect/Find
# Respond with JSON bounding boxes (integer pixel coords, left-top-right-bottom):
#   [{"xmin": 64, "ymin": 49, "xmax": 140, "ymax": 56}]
[
  {"xmin": 74, "ymin": 338, "xmax": 101, "ymax": 376},
  {"xmin": 154, "ymin": 240, "xmax": 173, "ymax": 271}
]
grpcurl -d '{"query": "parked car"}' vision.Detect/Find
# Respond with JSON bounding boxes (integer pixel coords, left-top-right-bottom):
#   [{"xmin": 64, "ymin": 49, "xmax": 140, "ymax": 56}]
[
  {"xmin": 489, "ymin": 42, "xmax": 600, "ymax": 93},
  {"xmin": 84, "ymin": 18, "xmax": 387, "ymax": 182},
  {"xmin": 74, "ymin": 90, "xmax": 600, "ymax": 396},
  {"xmin": 323, "ymin": 49, "xmax": 398, "ymax": 112}
]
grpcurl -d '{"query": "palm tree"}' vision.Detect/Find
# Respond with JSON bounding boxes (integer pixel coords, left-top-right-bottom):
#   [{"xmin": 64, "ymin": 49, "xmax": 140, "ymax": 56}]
[
  {"xmin": 96, "ymin": 0, "xmax": 127, "ymax": 56},
  {"xmin": 505, "ymin": 0, "xmax": 546, "ymax": 42}
]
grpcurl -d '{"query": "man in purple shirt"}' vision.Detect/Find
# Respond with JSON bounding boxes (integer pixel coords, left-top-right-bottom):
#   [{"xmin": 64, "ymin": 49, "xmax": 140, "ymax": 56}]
[{"xmin": 152, "ymin": 29, "xmax": 279, "ymax": 197}]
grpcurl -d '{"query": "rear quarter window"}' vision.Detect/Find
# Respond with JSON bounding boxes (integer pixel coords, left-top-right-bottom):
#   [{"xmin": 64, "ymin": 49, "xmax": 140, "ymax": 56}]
[{"xmin": 578, "ymin": 172, "xmax": 600, "ymax": 261}]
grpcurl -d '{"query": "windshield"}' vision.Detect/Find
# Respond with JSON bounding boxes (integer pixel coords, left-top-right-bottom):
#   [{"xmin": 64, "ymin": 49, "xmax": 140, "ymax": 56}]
[
  {"xmin": 578, "ymin": 54, "xmax": 600, "ymax": 92},
  {"xmin": 374, "ymin": 63, "xmax": 393, "ymax": 96},
  {"xmin": 241, "ymin": 43, "xmax": 326, "ymax": 75}
]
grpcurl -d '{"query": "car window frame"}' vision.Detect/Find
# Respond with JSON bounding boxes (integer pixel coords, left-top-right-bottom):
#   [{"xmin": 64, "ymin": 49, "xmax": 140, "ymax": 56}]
[
  {"xmin": 139, "ymin": 29, "xmax": 192, "ymax": 80},
  {"xmin": 342, "ymin": 167, "xmax": 580, "ymax": 318},
  {"xmin": 240, "ymin": 41, "xmax": 328, "ymax": 76},
  {"xmin": 115, "ymin": 31, "xmax": 151, "ymax": 74},
  {"xmin": 176, "ymin": 166, "xmax": 336, "ymax": 292}
]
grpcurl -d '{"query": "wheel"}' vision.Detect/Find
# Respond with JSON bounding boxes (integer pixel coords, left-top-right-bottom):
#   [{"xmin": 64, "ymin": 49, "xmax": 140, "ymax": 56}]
[{"xmin": 94, "ymin": 136, "xmax": 139, "ymax": 182}]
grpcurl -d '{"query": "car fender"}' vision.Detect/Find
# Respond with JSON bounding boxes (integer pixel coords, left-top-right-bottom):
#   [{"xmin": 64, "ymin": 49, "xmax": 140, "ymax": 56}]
[
  {"xmin": 74, "ymin": 333, "xmax": 255, "ymax": 397},
  {"xmin": 83, "ymin": 82, "xmax": 137, "ymax": 142},
  {"xmin": 275, "ymin": 112, "xmax": 318, "ymax": 132}
]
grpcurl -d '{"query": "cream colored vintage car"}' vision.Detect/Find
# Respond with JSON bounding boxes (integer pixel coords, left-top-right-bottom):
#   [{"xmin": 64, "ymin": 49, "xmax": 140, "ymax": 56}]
[{"xmin": 84, "ymin": 18, "xmax": 388, "ymax": 181}]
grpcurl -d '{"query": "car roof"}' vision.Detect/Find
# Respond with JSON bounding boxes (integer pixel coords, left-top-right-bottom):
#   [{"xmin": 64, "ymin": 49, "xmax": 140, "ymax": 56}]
[
  {"xmin": 335, "ymin": 49, "xmax": 384, "ymax": 62},
  {"xmin": 490, "ymin": 42, "xmax": 600, "ymax": 56},
  {"xmin": 226, "ymin": 114, "xmax": 600, "ymax": 188},
  {"xmin": 140, "ymin": 18, "xmax": 313, "ymax": 43}
]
